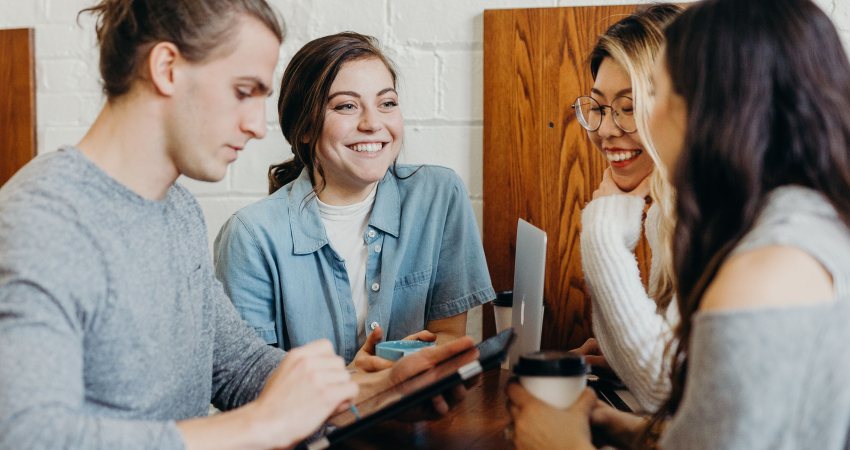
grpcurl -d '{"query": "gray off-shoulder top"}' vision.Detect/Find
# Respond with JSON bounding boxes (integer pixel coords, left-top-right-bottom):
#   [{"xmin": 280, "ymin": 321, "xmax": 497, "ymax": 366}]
[{"xmin": 661, "ymin": 186, "xmax": 850, "ymax": 450}]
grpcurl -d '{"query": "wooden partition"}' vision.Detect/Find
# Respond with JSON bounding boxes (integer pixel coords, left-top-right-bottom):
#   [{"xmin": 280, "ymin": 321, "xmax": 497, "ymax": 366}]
[
  {"xmin": 483, "ymin": 6, "xmax": 652, "ymax": 350},
  {"xmin": 0, "ymin": 28, "xmax": 37, "ymax": 187}
]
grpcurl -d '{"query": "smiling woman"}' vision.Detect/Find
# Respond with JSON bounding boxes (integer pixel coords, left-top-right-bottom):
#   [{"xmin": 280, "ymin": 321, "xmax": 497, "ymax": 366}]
[
  {"xmin": 314, "ymin": 58, "xmax": 404, "ymax": 204},
  {"xmin": 582, "ymin": 60, "xmax": 652, "ymax": 190},
  {"xmin": 213, "ymin": 32, "xmax": 495, "ymax": 370},
  {"xmin": 0, "ymin": 1, "xmax": 385, "ymax": 449},
  {"xmin": 567, "ymin": 3, "xmax": 682, "ymax": 413}
]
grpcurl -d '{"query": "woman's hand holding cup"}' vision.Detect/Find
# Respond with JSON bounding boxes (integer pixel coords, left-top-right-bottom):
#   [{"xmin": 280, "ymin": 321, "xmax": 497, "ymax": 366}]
[
  {"xmin": 349, "ymin": 326, "xmax": 437, "ymax": 373},
  {"xmin": 506, "ymin": 383, "xmax": 598, "ymax": 450}
]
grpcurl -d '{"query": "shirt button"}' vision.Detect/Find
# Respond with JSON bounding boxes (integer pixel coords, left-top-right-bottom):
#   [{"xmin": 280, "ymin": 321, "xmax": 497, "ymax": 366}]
[
  {"xmin": 374, "ymin": 244, "xmax": 382, "ymax": 253},
  {"xmin": 370, "ymin": 321, "xmax": 379, "ymax": 330},
  {"xmin": 371, "ymin": 282, "xmax": 380, "ymax": 292},
  {"xmin": 367, "ymin": 229, "xmax": 376, "ymax": 238}
]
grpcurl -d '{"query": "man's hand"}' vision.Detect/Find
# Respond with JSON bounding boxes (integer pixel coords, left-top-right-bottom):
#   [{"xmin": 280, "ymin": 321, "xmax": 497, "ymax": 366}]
[
  {"xmin": 250, "ymin": 340, "xmax": 358, "ymax": 449},
  {"xmin": 349, "ymin": 326, "xmax": 437, "ymax": 373}
]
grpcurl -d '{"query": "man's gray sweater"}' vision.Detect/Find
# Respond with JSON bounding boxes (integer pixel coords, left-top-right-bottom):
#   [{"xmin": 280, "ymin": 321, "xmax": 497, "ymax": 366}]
[{"xmin": 0, "ymin": 147, "xmax": 284, "ymax": 449}]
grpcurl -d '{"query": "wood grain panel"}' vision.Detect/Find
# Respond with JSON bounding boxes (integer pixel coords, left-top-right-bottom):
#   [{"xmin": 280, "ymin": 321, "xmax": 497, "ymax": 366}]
[
  {"xmin": 0, "ymin": 28, "xmax": 36, "ymax": 187},
  {"xmin": 483, "ymin": 6, "xmax": 650, "ymax": 350}
]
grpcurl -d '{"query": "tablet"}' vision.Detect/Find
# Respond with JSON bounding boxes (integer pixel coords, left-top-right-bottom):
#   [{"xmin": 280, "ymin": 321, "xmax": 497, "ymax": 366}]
[{"xmin": 302, "ymin": 329, "xmax": 515, "ymax": 450}]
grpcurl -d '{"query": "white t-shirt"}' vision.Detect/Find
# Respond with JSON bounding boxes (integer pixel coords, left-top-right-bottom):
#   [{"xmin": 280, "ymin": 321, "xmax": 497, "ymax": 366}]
[{"xmin": 317, "ymin": 186, "xmax": 377, "ymax": 345}]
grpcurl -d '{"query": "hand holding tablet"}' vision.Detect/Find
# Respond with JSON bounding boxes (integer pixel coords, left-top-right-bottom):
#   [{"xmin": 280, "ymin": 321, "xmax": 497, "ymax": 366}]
[{"xmin": 302, "ymin": 330, "xmax": 515, "ymax": 450}]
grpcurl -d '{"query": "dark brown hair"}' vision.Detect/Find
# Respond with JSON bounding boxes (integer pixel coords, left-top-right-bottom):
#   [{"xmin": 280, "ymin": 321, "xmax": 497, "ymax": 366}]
[
  {"xmin": 269, "ymin": 32, "xmax": 398, "ymax": 195},
  {"xmin": 80, "ymin": 0, "xmax": 284, "ymax": 99},
  {"xmin": 651, "ymin": 0, "xmax": 850, "ymax": 438}
]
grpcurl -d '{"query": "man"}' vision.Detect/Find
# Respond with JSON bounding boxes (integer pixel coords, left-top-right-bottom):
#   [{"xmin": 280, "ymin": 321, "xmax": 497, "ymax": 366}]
[{"xmin": 0, "ymin": 2, "xmax": 473, "ymax": 449}]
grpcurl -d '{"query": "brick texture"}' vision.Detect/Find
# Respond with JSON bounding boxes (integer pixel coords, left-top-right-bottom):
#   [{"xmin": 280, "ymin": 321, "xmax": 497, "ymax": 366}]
[{"xmin": 3, "ymin": 0, "xmax": 848, "ymax": 342}]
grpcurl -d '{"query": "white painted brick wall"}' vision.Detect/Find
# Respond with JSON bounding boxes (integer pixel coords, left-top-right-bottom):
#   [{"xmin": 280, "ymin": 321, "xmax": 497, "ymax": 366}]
[{"xmin": 3, "ymin": 0, "xmax": 849, "ymax": 341}]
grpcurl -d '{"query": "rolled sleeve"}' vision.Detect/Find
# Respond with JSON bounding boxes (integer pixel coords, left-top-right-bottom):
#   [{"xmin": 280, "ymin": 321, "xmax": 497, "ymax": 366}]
[{"xmin": 427, "ymin": 174, "xmax": 495, "ymax": 320}]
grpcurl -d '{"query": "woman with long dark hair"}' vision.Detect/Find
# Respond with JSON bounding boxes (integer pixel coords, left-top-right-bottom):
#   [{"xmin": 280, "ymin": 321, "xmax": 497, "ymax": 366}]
[
  {"xmin": 508, "ymin": 0, "xmax": 850, "ymax": 448},
  {"xmin": 214, "ymin": 32, "xmax": 494, "ymax": 370}
]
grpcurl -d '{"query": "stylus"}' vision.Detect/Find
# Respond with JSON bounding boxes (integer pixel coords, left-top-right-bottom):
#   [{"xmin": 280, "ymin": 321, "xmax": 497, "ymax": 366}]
[{"xmin": 350, "ymin": 404, "xmax": 361, "ymax": 420}]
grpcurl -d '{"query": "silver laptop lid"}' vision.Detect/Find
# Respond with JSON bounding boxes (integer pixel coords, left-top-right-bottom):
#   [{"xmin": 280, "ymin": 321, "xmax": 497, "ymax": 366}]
[{"xmin": 509, "ymin": 219, "xmax": 547, "ymax": 368}]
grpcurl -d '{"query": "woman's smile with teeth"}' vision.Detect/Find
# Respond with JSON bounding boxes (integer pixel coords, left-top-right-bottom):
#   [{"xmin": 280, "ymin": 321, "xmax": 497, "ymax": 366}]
[
  {"xmin": 606, "ymin": 149, "xmax": 641, "ymax": 162},
  {"xmin": 349, "ymin": 142, "xmax": 384, "ymax": 153}
]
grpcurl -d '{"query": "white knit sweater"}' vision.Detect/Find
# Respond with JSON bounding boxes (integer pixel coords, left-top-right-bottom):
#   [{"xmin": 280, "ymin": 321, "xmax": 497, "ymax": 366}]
[{"xmin": 580, "ymin": 195, "xmax": 678, "ymax": 412}]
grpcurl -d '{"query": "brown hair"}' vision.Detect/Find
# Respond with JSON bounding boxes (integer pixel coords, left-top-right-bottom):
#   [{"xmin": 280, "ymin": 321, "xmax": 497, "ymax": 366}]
[
  {"xmin": 647, "ymin": 0, "xmax": 850, "ymax": 444},
  {"xmin": 269, "ymin": 32, "xmax": 398, "ymax": 195},
  {"xmin": 80, "ymin": 0, "xmax": 284, "ymax": 99}
]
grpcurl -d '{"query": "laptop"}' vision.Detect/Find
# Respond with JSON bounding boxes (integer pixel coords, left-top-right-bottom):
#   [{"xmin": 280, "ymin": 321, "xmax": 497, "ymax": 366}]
[
  {"xmin": 505, "ymin": 219, "xmax": 638, "ymax": 413},
  {"xmin": 508, "ymin": 219, "xmax": 547, "ymax": 368}
]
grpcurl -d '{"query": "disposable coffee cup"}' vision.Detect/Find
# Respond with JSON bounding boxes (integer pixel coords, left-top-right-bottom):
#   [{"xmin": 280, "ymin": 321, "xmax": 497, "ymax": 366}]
[
  {"xmin": 493, "ymin": 291, "xmax": 513, "ymax": 369},
  {"xmin": 513, "ymin": 351, "xmax": 588, "ymax": 409},
  {"xmin": 493, "ymin": 290, "xmax": 513, "ymax": 333}
]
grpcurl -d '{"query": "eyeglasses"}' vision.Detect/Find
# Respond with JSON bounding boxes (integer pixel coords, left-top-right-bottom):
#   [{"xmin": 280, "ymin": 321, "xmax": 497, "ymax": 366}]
[{"xmin": 571, "ymin": 96, "xmax": 637, "ymax": 133}]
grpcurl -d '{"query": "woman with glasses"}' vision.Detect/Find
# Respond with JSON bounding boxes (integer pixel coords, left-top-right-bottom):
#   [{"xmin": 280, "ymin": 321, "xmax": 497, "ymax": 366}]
[
  {"xmin": 568, "ymin": 4, "xmax": 682, "ymax": 413},
  {"xmin": 509, "ymin": 0, "xmax": 850, "ymax": 448}
]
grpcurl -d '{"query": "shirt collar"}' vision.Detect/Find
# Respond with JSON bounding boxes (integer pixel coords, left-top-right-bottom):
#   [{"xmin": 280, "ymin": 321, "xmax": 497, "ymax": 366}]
[
  {"xmin": 287, "ymin": 168, "xmax": 401, "ymax": 255},
  {"xmin": 369, "ymin": 169, "xmax": 401, "ymax": 238}
]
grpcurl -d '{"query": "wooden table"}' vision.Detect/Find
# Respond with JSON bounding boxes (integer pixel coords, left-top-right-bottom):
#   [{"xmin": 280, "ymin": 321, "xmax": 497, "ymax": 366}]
[{"xmin": 335, "ymin": 369, "xmax": 514, "ymax": 449}]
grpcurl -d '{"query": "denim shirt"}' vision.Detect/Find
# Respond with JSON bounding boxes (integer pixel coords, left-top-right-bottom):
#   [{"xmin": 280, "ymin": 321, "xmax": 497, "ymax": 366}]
[{"xmin": 213, "ymin": 165, "xmax": 495, "ymax": 363}]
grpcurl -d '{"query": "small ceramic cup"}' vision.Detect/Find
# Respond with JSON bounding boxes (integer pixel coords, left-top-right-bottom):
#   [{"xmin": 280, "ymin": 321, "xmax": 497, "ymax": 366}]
[{"xmin": 375, "ymin": 340, "xmax": 436, "ymax": 361}]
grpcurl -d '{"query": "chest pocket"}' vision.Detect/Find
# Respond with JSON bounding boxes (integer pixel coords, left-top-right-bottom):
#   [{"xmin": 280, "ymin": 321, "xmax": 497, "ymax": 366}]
[
  {"xmin": 391, "ymin": 267, "xmax": 433, "ymax": 331},
  {"xmin": 394, "ymin": 266, "xmax": 432, "ymax": 291}
]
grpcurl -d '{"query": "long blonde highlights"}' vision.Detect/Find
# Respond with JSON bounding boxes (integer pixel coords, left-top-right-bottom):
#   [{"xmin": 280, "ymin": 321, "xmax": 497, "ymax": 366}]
[{"xmin": 589, "ymin": 4, "xmax": 682, "ymax": 311}]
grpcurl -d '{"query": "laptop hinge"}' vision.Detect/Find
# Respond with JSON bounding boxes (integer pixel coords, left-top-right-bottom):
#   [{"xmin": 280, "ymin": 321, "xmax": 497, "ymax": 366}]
[{"xmin": 458, "ymin": 361, "xmax": 482, "ymax": 380}]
